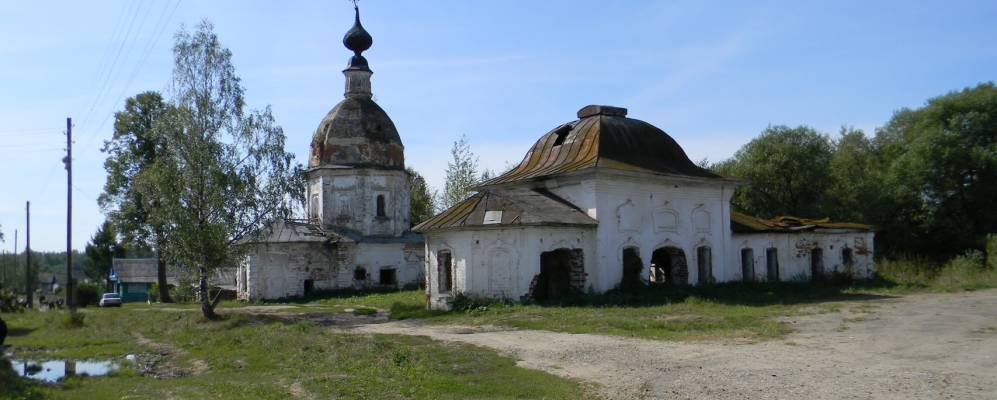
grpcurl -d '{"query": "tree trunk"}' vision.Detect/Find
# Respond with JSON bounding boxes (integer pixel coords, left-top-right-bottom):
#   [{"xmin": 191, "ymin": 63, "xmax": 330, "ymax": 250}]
[
  {"xmin": 157, "ymin": 255, "xmax": 172, "ymax": 303},
  {"xmin": 198, "ymin": 266, "xmax": 216, "ymax": 319}
]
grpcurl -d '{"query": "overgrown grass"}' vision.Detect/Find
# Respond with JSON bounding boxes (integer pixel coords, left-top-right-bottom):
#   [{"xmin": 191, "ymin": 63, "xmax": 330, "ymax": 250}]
[
  {"xmin": 1, "ymin": 308, "xmax": 593, "ymax": 399},
  {"xmin": 872, "ymin": 251, "xmax": 997, "ymax": 292}
]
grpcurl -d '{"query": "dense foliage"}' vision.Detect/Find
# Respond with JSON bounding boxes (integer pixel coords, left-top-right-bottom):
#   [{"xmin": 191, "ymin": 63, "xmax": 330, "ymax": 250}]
[
  {"xmin": 717, "ymin": 82, "xmax": 997, "ymax": 258},
  {"xmin": 82, "ymin": 221, "xmax": 125, "ymax": 284},
  {"xmin": 407, "ymin": 167, "xmax": 435, "ymax": 226}
]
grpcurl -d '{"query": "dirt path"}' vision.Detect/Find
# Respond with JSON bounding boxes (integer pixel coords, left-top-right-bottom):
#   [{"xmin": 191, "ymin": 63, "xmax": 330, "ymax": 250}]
[{"xmin": 351, "ymin": 290, "xmax": 997, "ymax": 400}]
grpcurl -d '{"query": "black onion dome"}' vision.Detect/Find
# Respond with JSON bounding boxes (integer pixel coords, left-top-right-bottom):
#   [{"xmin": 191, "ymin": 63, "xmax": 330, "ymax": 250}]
[
  {"xmin": 309, "ymin": 97, "xmax": 404, "ymax": 170},
  {"xmin": 343, "ymin": 6, "xmax": 372, "ymax": 55}
]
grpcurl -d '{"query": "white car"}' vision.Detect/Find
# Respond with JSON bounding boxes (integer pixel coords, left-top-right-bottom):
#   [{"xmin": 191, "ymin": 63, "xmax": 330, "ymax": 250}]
[{"xmin": 99, "ymin": 293, "xmax": 122, "ymax": 307}]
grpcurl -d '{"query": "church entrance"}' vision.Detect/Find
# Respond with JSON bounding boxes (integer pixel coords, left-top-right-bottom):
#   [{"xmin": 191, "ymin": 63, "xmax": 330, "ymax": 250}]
[
  {"xmin": 533, "ymin": 249, "xmax": 584, "ymax": 301},
  {"xmin": 650, "ymin": 247, "xmax": 688, "ymax": 285}
]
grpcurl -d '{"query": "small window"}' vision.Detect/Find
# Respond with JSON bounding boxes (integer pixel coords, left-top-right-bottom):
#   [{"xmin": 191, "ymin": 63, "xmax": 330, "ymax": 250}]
[
  {"xmin": 741, "ymin": 248, "xmax": 754, "ymax": 283},
  {"xmin": 354, "ymin": 267, "xmax": 367, "ymax": 281},
  {"xmin": 437, "ymin": 250, "xmax": 453, "ymax": 294},
  {"xmin": 552, "ymin": 124, "xmax": 571, "ymax": 146},
  {"xmin": 376, "ymin": 195, "xmax": 386, "ymax": 217},
  {"xmin": 697, "ymin": 246, "xmax": 713, "ymax": 285},
  {"xmin": 379, "ymin": 268, "xmax": 397, "ymax": 286},
  {"xmin": 304, "ymin": 279, "xmax": 315, "ymax": 295}
]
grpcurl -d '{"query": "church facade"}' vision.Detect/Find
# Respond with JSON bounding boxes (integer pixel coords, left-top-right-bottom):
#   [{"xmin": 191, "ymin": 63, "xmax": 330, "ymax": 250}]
[
  {"xmin": 415, "ymin": 105, "xmax": 875, "ymax": 310},
  {"xmin": 236, "ymin": 8, "xmax": 424, "ymax": 301}
]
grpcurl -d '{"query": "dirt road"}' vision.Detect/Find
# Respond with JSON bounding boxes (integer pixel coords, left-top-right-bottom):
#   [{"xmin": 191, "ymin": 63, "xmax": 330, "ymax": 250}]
[{"xmin": 352, "ymin": 290, "xmax": 997, "ymax": 399}]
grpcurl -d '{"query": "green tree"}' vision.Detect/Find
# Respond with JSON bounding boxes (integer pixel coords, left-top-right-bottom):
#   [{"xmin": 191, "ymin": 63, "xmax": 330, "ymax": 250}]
[
  {"xmin": 83, "ymin": 221, "xmax": 125, "ymax": 286},
  {"xmin": 99, "ymin": 90, "xmax": 174, "ymax": 302},
  {"xmin": 439, "ymin": 134, "xmax": 479, "ymax": 211},
  {"xmin": 407, "ymin": 167, "xmax": 436, "ymax": 226},
  {"xmin": 825, "ymin": 126, "xmax": 881, "ymax": 222},
  {"xmin": 715, "ymin": 125, "xmax": 834, "ymax": 218},
  {"xmin": 140, "ymin": 21, "xmax": 302, "ymax": 319},
  {"xmin": 873, "ymin": 82, "xmax": 997, "ymax": 256}
]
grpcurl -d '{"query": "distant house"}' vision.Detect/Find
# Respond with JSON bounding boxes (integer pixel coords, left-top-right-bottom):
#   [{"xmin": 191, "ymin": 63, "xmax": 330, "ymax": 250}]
[
  {"xmin": 110, "ymin": 258, "xmax": 239, "ymax": 302},
  {"xmin": 110, "ymin": 259, "xmax": 177, "ymax": 302}
]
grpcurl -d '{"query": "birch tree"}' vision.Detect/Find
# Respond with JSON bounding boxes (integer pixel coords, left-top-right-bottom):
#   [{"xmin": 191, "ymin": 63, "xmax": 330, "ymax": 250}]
[{"xmin": 142, "ymin": 21, "xmax": 302, "ymax": 319}]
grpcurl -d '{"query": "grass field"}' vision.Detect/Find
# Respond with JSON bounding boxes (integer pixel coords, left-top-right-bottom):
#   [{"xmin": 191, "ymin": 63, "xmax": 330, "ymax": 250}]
[{"xmin": 1, "ymin": 307, "xmax": 593, "ymax": 400}]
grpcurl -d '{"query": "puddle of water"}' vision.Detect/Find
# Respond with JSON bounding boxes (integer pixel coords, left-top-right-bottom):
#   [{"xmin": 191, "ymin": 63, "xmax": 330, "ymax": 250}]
[{"xmin": 9, "ymin": 359, "xmax": 119, "ymax": 383}]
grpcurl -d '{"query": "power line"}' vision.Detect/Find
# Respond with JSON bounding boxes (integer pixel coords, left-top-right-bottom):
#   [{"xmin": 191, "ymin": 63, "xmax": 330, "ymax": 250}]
[
  {"xmin": 83, "ymin": 0, "xmax": 183, "ymax": 151},
  {"xmin": 76, "ymin": 0, "xmax": 147, "ymax": 138}
]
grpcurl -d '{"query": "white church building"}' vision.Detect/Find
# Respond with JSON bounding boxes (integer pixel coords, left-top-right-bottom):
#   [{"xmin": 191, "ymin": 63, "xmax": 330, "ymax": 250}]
[
  {"xmin": 415, "ymin": 105, "xmax": 875, "ymax": 310},
  {"xmin": 237, "ymin": 8, "xmax": 875, "ymax": 306},
  {"xmin": 237, "ymin": 8, "xmax": 424, "ymax": 300}
]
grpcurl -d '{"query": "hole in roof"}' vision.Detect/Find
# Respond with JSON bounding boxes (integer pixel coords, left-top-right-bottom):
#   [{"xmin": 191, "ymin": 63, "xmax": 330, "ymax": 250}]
[{"xmin": 552, "ymin": 125, "xmax": 572, "ymax": 146}]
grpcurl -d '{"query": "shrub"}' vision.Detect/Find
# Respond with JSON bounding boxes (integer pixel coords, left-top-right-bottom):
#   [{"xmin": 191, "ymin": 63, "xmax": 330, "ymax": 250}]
[
  {"xmin": 933, "ymin": 250, "xmax": 997, "ymax": 291},
  {"xmin": 60, "ymin": 311, "xmax": 86, "ymax": 329},
  {"xmin": 148, "ymin": 283, "xmax": 160, "ymax": 302},
  {"xmin": 448, "ymin": 292, "xmax": 509, "ymax": 312},
  {"xmin": 75, "ymin": 282, "xmax": 102, "ymax": 307}
]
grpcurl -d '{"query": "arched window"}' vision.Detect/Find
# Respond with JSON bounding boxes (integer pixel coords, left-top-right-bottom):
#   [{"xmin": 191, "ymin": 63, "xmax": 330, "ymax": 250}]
[
  {"xmin": 437, "ymin": 250, "xmax": 453, "ymax": 294},
  {"xmin": 766, "ymin": 248, "xmax": 779, "ymax": 282},
  {"xmin": 376, "ymin": 195, "xmax": 386, "ymax": 217},
  {"xmin": 696, "ymin": 246, "xmax": 713, "ymax": 285}
]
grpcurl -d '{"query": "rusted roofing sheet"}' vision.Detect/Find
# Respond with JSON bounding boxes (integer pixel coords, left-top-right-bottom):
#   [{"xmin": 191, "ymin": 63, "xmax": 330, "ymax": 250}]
[
  {"xmin": 413, "ymin": 188, "xmax": 597, "ymax": 232},
  {"xmin": 731, "ymin": 212, "xmax": 874, "ymax": 233},
  {"xmin": 480, "ymin": 105, "xmax": 719, "ymax": 187}
]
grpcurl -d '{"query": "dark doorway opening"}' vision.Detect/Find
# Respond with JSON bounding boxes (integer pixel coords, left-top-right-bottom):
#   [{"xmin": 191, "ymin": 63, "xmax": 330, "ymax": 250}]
[
  {"xmin": 650, "ymin": 247, "xmax": 688, "ymax": 285},
  {"xmin": 741, "ymin": 248, "xmax": 755, "ymax": 282},
  {"xmin": 697, "ymin": 246, "xmax": 713, "ymax": 285},
  {"xmin": 842, "ymin": 247, "xmax": 853, "ymax": 267},
  {"xmin": 533, "ymin": 248, "xmax": 584, "ymax": 301},
  {"xmin": 437, "ymin": 250, "xmax": 453, "ymax": 293},
  {"xmin": 379, "ymin": 268, "xmax": 397, "ymax": 286},
  {"xmin": 304, "ymin": 279, "xmax": 315, "ymax": 295},
  {"xmin": 353, "ymin": 267, "xmax": 367, "ymax": 281},
  {"xmin": 766, "ymin": 248, "xmax": 779, "ymax": 282},
  {"xmin": 811, "ymin": 248, "xmax": 824, "ymax": 279},
  {"xmin": 621, "ymin": 247, "xmax": 643, "ymax": 290}
]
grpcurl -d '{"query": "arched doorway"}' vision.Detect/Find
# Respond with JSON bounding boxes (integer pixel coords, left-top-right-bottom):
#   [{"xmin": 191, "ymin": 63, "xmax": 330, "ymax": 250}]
[
  {"xmin": 533, "ymin": 248, "xmax": 584, "ymax": 301},
  {"xmin": 650, "ymin": 247, "xmax": 688, "ymax": 285},
  {"xmin": 810, "ymin": 248, "xmax": 824, "ymax": 280}
]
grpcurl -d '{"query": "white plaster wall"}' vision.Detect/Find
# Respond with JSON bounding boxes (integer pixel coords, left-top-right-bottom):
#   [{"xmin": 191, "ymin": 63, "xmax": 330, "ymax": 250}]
[
  {"xmin": 731, "ymin": 231, "xmax": 876, "ymax": 281},
  {"xmin": 556, "ymin": 171, "xmax": 735, "ymax": 291},
  {"xmin": 424, "ymin": 226, "xmax": 596, "ymax": 309},
  {"xmin": 306, "ymin": 168, "xmax": 411, "ymax": 237},
  {"xmin": 241, "ymin": 240, "xmax": 425, "ymax": 301}
]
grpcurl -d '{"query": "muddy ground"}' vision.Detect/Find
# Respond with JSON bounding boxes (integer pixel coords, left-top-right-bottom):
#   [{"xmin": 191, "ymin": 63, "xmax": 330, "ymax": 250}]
[{"xmin": 352, "ymin": 290, "xmax": 997, "ymax": 400}]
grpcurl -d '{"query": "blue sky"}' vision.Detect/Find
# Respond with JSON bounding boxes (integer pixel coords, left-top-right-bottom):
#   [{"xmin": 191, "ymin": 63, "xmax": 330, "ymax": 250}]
[{"xmin": 1, "ymin": 0, "xmax": 995, "ymax": 251}]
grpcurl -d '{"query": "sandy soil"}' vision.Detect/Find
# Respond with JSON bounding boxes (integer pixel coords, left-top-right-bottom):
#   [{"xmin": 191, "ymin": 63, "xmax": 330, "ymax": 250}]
[{"xmin": 351, "ymin": 290, "xmax": 997, "ymax": 400}]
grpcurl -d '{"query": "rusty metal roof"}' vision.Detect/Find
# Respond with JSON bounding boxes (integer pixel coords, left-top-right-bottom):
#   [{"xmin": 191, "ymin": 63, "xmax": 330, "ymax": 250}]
[
  {"xmin": 480, "ymin": 105, "xmax": 719, "ymax": 186},
  {"xmin": 309, "ymin": 97, "xmax": 404, "ymax": 170},
  {"xmin": 731, "ymin": 212, "xmax": 874, "ymax": 233},
  {"xmin": 413, "ymin": 188, "xmax": 597, "ymax": 232}
]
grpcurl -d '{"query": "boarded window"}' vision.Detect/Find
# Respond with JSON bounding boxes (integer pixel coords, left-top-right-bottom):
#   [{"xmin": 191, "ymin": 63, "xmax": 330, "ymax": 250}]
[
  {"xmin": 376, "ymin": 195, "xmax": 386, "ymax": 217},
  {"xmin": 697, "ymin": 246, "xmax": 713, "ymax": 285},
  {"xmin": 437, "ymin": 250, "xmax": 453, "ymax": 294},
  {"xmin": 379, "ymin": 268, "xmax": 397, "ymax": 286},
  {"xmin": 741, "ymin": 248, "xmax": 755, "ymax": 283},
  {"xmin": 766, "ymin": 248, "xmax": 779, "ymax": 282}
]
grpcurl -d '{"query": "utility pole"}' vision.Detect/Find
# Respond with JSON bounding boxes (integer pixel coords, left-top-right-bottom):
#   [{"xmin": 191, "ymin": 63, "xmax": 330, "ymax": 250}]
[
  {"xmin": 12, "ymin": 229, "xmax": 17, "ymax": 290},
  {"xmin": 64, "ymin": 117, "xmax": 75, "ymax": 311},
  {"xmin": 25, "ymin": 201, "xmax": 32, "ymax": 308}
]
